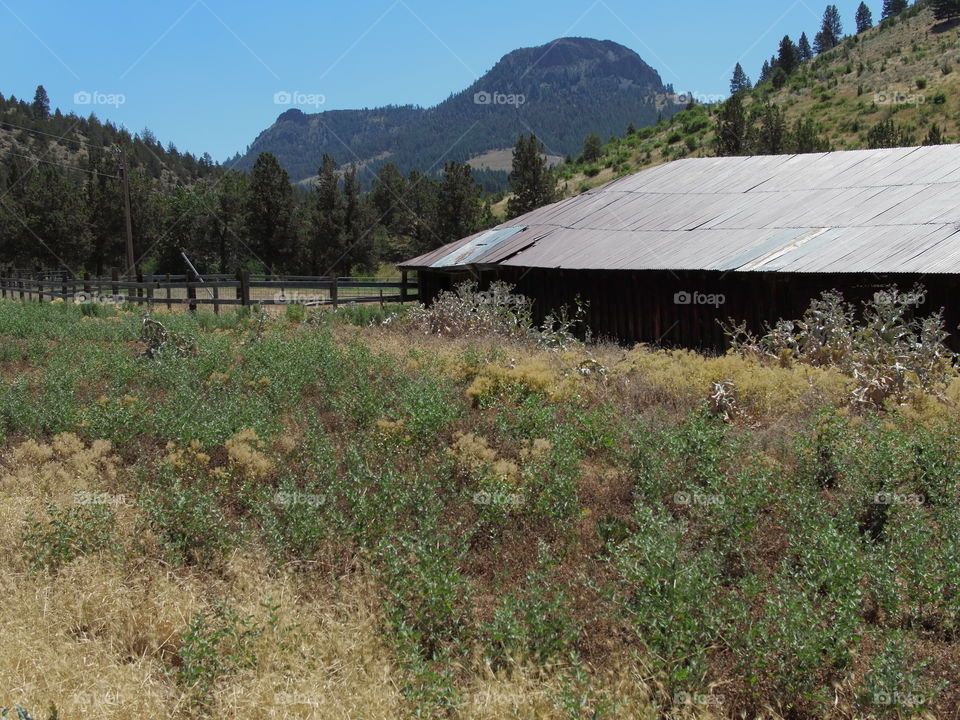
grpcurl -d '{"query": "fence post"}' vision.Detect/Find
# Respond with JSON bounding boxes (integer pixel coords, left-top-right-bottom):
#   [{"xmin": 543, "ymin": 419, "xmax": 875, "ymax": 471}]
[
  {"xmin": 330, "ymin": 276, "xmax": 338, "ymax": 309},
  {"xmin": 83, "ymin": 272, "xmax": 91, "ymax": 298},
  {"xmin": 146, "ymin": 277, "xmax": 154, "ymax": 311},
  {"xmin": 400, "ymin": 271, "xmax": 408, "ymax": 304},
  {"xmin": 187, "ymin": 269, "xmax": 198, "ymax": 313},
  {"xmin": 165, "ymin": 274, "xmax": 172, "ymax": 311},
  {"xmin": 236, "ymin": 269, "xmax": 250, "ymax": 307},
  {"xmin": 18, "ymin": 270, "xmax": 25, "ymax": 301},
  {"xmin": 213, "ymin": 284, "xmax": 220, "ymax": 315},
  {"xmin": 111, "ymin": 268, "xmax": 119, "ymax": 299},
  {"xmin": 135, "ymin": 270, "xmax": 143, "ymax": 302}
]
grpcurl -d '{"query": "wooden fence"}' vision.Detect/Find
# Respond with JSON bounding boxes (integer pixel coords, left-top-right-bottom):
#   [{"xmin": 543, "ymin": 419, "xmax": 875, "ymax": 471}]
[{"xmin": 0, "ymin": 269, "xmax": 418, "ymax": 314}]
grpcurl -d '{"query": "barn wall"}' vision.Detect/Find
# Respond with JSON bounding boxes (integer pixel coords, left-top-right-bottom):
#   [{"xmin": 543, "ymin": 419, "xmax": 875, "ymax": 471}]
[{"xmin": 416, "ymin": 268, "xmax": 960, "ymax": 351}]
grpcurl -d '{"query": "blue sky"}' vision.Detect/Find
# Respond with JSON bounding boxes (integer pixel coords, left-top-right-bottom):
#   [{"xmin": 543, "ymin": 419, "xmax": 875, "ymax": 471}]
[{"xmin": 0, "ymin": 0, "xmax": 875, "ymax": 161}]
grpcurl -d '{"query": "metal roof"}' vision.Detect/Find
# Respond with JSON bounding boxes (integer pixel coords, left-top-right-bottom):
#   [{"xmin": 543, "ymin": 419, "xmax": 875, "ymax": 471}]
[{"xmin": 399, "ymin": 145, "xmax": 960, "ymax": 274}]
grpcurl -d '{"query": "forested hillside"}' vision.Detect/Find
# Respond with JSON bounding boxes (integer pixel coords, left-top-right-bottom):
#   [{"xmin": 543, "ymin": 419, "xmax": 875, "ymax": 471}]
[{"xmin": 0, "ymin": 90, "xmax": 497, "ymax": 276}]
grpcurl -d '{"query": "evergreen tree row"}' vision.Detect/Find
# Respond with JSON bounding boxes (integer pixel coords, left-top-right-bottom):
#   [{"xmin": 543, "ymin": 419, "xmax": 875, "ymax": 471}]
[{"xmin": 751, "ymin": 2, "xmax": 919, "ymax": 90}]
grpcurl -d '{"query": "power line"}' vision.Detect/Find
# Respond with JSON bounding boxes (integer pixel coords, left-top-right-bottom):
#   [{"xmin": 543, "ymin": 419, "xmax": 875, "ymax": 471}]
[
  {"xmin": 2, "ymin": 150, "xmax": 120, "ymax": 179},
  {"xmin": 0, "ymin": 119, "xmax": 110, "ymax": 152}
]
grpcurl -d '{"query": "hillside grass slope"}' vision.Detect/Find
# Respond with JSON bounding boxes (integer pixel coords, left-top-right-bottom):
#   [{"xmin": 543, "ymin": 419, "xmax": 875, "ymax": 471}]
[{"xmin": 550, "ymin": 3, "xmax": 960, "ymax": 199}]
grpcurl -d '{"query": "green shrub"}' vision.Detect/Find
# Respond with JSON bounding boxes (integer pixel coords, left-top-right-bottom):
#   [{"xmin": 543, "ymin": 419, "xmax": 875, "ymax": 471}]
[
  {"xmin": 283, "ymin": 302, "xmax": 305, "ymax": 324},
  {"xmin": 175, "ymin": 600, "xmax": 267, "ymax": 709},
  {"xmin": 22, "ymin": 502, "xmax": 119, "ymax": 571},
  {"xmin": 376, "ymin": 531, "xmax": 472, "ymax": 660},
  {"xmin": 608, "ymin": 503, "xmax": 724, "ymax": 688},
  {"xmin": 139, "ymin": 476, "xmax": 237, "ymax": 565},
  {"xmin": 485, "ymin": 543, "xmax": 580, "ymax": 669}
]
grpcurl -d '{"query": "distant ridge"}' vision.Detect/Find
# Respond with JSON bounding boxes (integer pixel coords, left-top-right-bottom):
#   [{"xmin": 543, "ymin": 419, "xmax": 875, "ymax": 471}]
[{"xmin": 235, "ymin": 37, "xmax": 685, "ymax": 186}]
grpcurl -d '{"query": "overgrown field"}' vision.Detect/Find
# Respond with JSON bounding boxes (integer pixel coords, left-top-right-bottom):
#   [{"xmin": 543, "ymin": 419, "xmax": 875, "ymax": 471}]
[{"xmin": 2, "ymin": 297, "xmax": 959, "ymax": 718}]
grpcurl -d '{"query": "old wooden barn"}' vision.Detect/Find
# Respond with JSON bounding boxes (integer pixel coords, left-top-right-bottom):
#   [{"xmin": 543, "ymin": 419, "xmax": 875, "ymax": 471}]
[{"xmin": 400, "ymin": 145, "xmax": 960, "ymax": 349}]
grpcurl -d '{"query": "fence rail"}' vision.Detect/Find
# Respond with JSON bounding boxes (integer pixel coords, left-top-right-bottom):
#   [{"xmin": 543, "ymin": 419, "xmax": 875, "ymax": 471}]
[{"xmin": 0, "ymin": 269, "xmax": 418, "ymax": 313}]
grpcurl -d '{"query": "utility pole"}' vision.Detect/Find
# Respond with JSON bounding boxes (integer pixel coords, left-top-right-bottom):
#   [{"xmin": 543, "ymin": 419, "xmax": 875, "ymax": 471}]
[{"xmin": 116, "ymin": 146, "xmax": 136, "ymax": 280}]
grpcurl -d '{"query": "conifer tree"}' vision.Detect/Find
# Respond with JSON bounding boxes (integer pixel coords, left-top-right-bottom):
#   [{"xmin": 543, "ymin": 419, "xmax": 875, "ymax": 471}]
[
  {"xmin": 507, "ymin": 134, "xmax": 558, "ymax": 218},
  {"xmin": 730, "ymin": 63, "xmax": 752, "ymax": 94},
  {"xmin": 436, "ymin": 162, "xmax": 484, "ymax": 243},
  {"xmin": 778, "ymin": 36, "xmax": 800, "ymax": 74},
  {"xmin": 856, "ymin": 2, "xmax": 874, "ymax": 32},
  {"xmin": 932, "ymin": 0, "xmax": 960, "ymax": 22},
  {"xmin": 798, "ymin": 33, "xmax": 814, "ymax": 62},
  {"xmin": 815, "ymin": 5, "xmax": 843, "ymax": 53},
  {"xmin": 309, "ymin": 154, "xmax": 344, "ymax": 276},
  {"xmin": 245, "ymin": 152, "xmax": 294, "ymax": 274},
  {"xmin": 582, "ymin": 133, "xmax": 603, "ymax": 163},
  {"xmin": 881, "ymin": 0, "xmax": 908, "ymax": 20},
  {"xmin": 715, "ymin": 94, "xmax": 749, "ymax": 156},
  {"xmin": 31, "ymin": 85, "xmax": 50, "ymax": 119},
  {"xmin": 758, "ymin": 59, "xmax": 772, "ymax": 84}
]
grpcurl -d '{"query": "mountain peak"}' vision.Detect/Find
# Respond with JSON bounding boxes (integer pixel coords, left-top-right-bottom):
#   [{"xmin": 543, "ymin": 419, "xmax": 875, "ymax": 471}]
[{"xmin": 242, "ymin": 37, "xmax": 683, "ymax": 185}]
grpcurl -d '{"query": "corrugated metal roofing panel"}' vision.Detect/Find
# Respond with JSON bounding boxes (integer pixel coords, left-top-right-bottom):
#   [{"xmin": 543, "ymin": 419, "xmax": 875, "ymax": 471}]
[
  {"xmin": 399, "ymin": 144, "xmax": 960, "ymax": 274},
  {"xmin": 430, "ymin": 227, "xmax": 526, "ymax": 267}
]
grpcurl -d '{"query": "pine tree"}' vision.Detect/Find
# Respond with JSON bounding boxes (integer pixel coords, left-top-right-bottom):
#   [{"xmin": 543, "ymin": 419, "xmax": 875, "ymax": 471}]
[
  {"xmin": 758, "ymin": 60, "xmax": 772, "ymax": 84},
  {"xmin": 778, "ymin": 36, "xmax": 800, "ymax": 74},
  {"xmin": 856, "ymin": 2, "xmax": 874, "ymax": 32},
  {"xmin": 753, "ymin": 103, "xmax": 788, "ymax": 155},
  {"xmin": 881, "ymin": 0, "xmax": 908, "ymax": 20},
  {"xmin": 715, "ymin": 94, "xmax": 749, "ymax": 156},
  {"xmin": 245, "ymin": 152, "xmax": 294, "ymax": 274},
  {"xmin": 404, "ymin": 171, "xmax": 440, "ymax": 255},
  {"xmin": 790, "ymin": 117, "xmax": 831, "ymax": 153},
  {"xmin": 341, "ymin": 165, "xmax": 375, "ymax": 274},
  {"xmin": 730, "ymin": 63, "xmax": 752, "ymax": 94},
  {"xmin": 31, "ymin": 85, "xmax": 50, "ymax": 119},
  {"xmin": 815, "ymin": 5, "xmax": 843, "ymax": 53},
  {"xmin": 813, "ymin": 31, "xmax": 828, "ymax": 55},
  {"xmin": 436, "ymin": 162, "xmax": 484, "ymax": 243},
  {"xmin": 309, "ymin": 154, "xmax": 344, "ymax": 276},
  {"xmin": 798, "ymin": 33, "xmax": 814, "ymax": 62},
  {"xmin": 582, "ymin": 133, "xmax": 603, "ymax": 163},
  {"xmin": 507, "ymin": 134, "xmax": 558, "ymax": 219},
  {"xmin": 370, "ymin": 161, "xmax": 407, "ymax": 236},
  {"xmin": 932, "ymin": 0, "xmax": 960, "ymax": 21}
]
